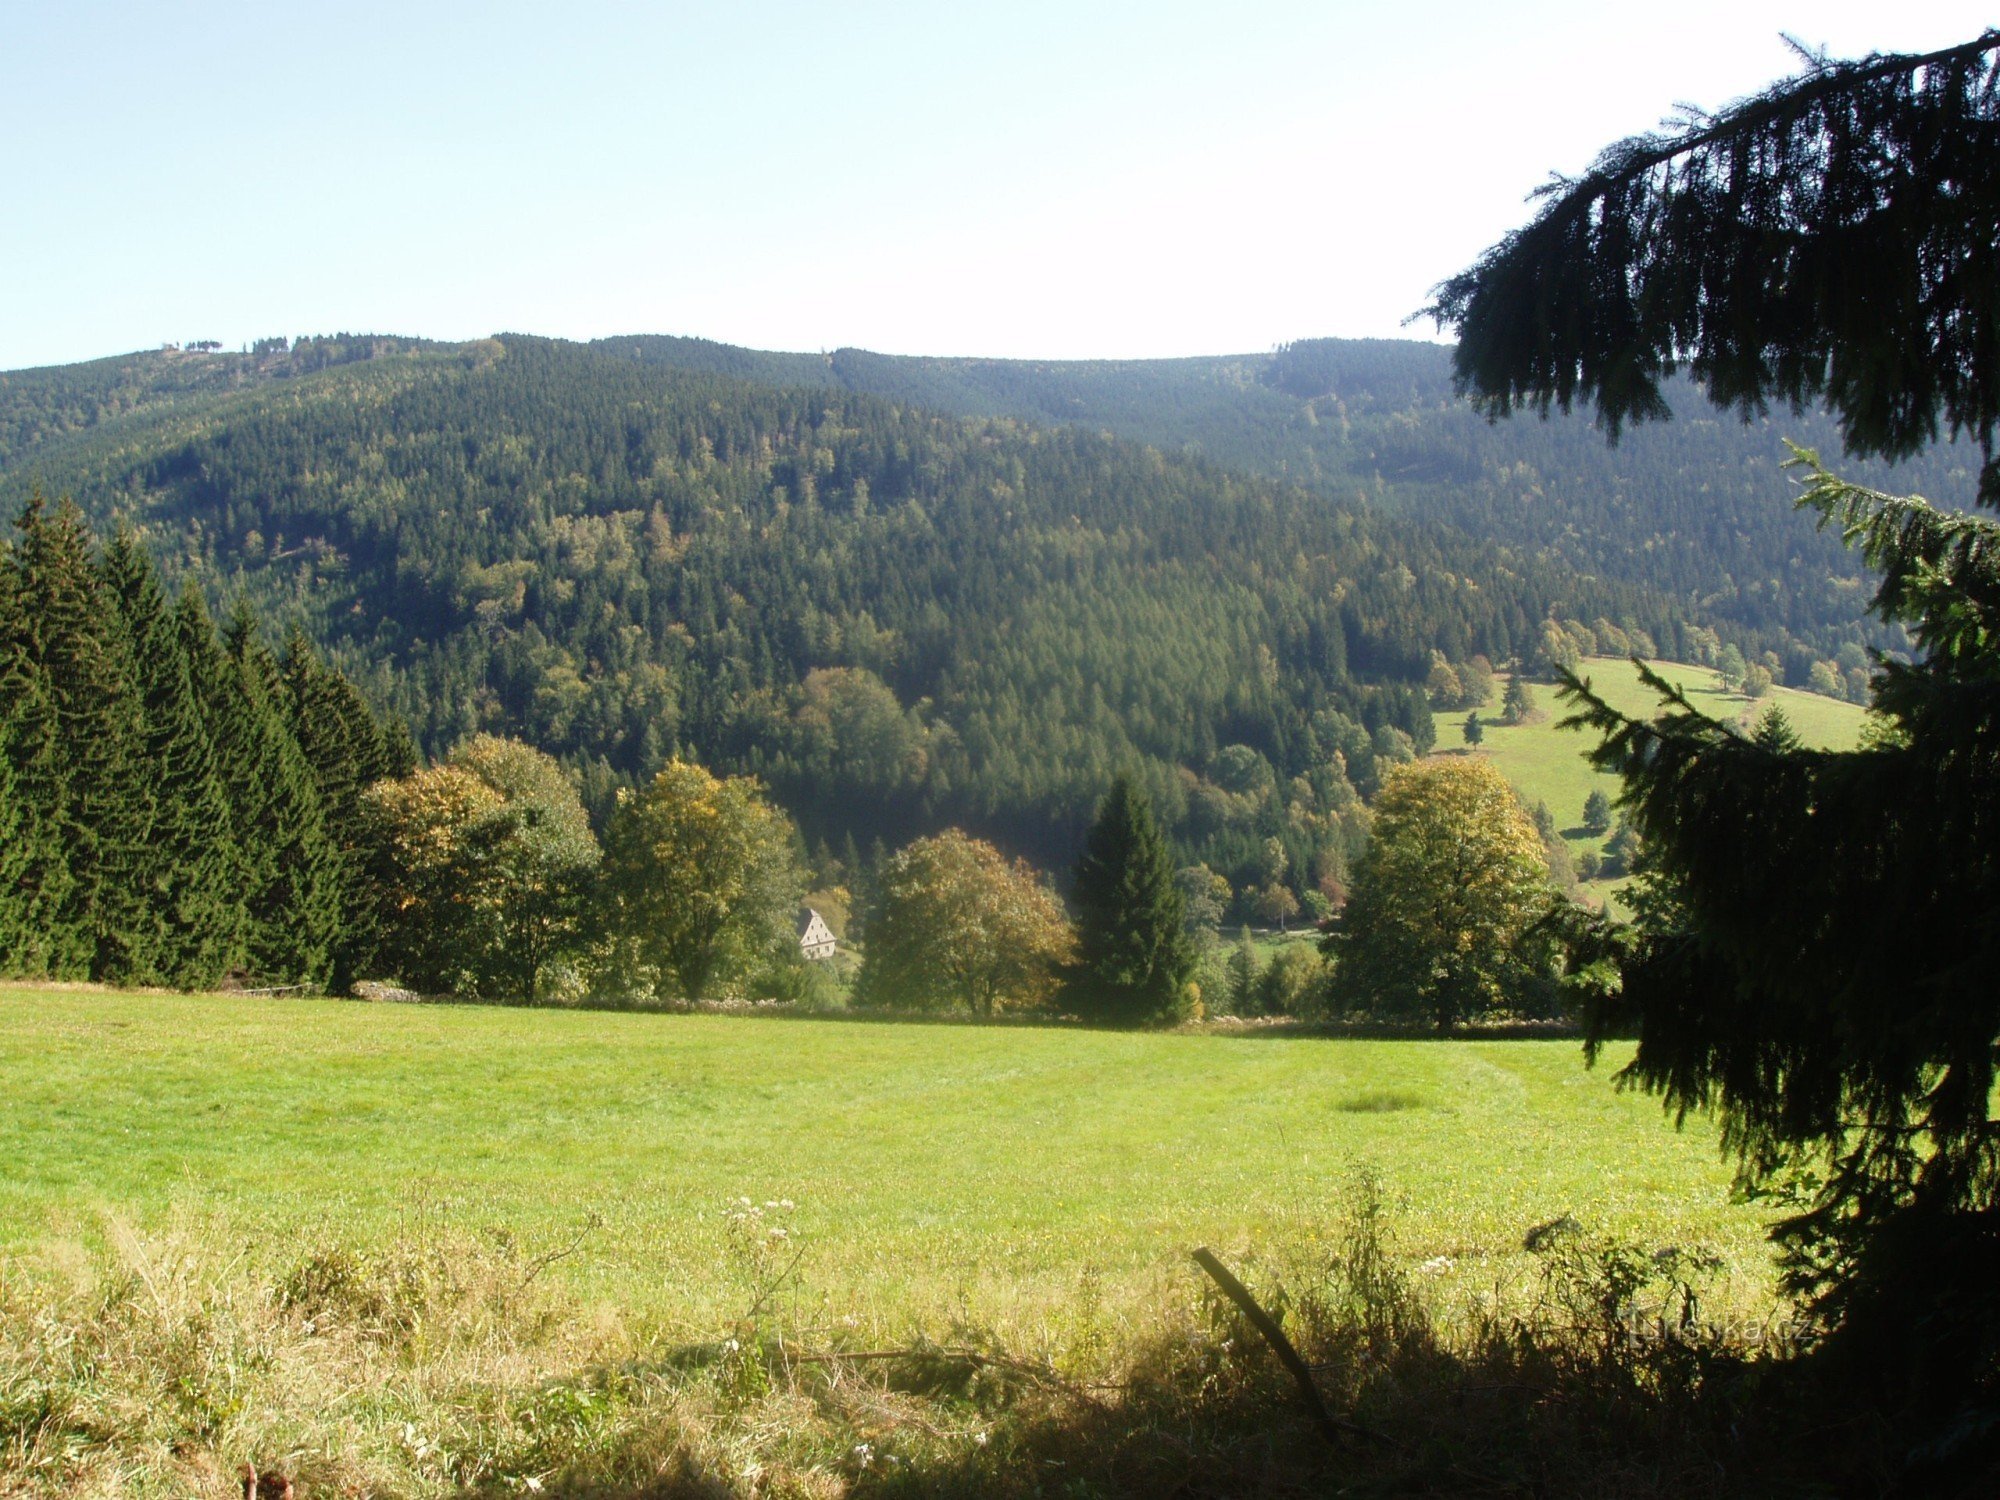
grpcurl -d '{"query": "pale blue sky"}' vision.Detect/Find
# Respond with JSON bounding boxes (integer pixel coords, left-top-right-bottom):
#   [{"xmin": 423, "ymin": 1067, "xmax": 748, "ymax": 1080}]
[{"xmin": 4, "ymin": 2, "xmax": 1991, "ymax": 370}]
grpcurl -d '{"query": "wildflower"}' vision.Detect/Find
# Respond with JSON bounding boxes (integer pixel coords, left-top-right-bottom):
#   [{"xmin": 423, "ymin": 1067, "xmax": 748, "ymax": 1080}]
[{"xmin": 1418, "ymin": 1255, "xmax": 1456, "ymax": 1277}]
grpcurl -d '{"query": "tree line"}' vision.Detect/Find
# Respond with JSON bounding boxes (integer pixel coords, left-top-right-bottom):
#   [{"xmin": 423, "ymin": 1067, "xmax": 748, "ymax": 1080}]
[
  {"xmin": 0, "ymin": 501, "xmax": 1574, "ymax": 1031},
  {"xmin": 0, "ymin": 335, "xmax": 1711, "ymax": 917}
]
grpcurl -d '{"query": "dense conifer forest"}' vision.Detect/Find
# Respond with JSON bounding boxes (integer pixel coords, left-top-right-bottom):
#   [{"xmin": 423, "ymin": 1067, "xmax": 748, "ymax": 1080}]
[
  {"xmin": 0, "ymin": 497, "xmax": 411, "ymax": 989},
  {"xmin": 0, "ymin": 334, "xmax": 1719, "ymax": 901},
  {"xmin": 593, "ymin": 332, "xmax": 1976, "ymax": 657}
]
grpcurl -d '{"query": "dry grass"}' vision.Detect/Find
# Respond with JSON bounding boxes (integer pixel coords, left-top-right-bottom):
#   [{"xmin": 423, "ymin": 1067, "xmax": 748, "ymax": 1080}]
[{"xmin": 0, "ymin": 1179, "xmax": 1905, "ymax": 1500}]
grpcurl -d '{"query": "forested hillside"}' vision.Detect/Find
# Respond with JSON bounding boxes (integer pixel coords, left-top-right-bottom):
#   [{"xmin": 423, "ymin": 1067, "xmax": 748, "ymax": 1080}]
[
  {"xmin": 0, "ymin": 335, "xmax": 1698, "ymax": 901},
  {"xmin": 595, "ymin": 333, "xmax": 1977, "ymax": 662}
]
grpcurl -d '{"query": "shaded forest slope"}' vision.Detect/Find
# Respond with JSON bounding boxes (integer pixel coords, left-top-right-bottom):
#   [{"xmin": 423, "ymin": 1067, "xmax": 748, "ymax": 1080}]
[
  {"xmin": 598, "ymin": 333, "xmax": 1978, "ymax": 658},
  {"xmin": 0, "ymin": 335, "xmax": 1688, "ymax": 887}
]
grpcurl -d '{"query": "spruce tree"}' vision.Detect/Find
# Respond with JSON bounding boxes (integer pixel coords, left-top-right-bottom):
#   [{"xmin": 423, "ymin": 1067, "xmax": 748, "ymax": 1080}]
[
  {"xmin": 1431, "ymin": 27, "xmax": 2000, "ymax": 1418},
  {"xmin": 1427, "ymin": 29, "xmax": 2000, "ymax": 503},
  {"xmin": 195, "ymin": 597, "xmax": 341, "ymax": 985},
  {"xmin": 1226, "ymin": 927, "xmax": 1261, "ymax": 1017},
  {"xmin": 1064, "ymin": 774, "xmax": 1196, "ymax": 1026},
  {"xmin": 0, "ymin": 547, "xmax": 73, "ymax": 978},
  {"xmin": 100, "ymin": 527, "xmax": 243, "ymax": 987},
  {"xmin": 5, "ymin": 497, "xmax": 151, "ymax": 980},
  {"xmin": 0, "ymin": 628, "xmax": 22, "ymax": 955},
  {"xmin": 281, "ymin": 628, "xmax": 403, "ymax": 989}
]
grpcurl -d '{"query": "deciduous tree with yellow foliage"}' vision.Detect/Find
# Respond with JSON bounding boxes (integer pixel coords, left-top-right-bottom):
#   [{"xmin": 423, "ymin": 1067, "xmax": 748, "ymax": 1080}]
[
  {"xmin": 1326, "ymin": 758, "xmax": 1557, "ymax": 1030},
  {"xmin": 367, "ymin": 735, "xmax": 598, "ymax": 1002},
  {"xmin": 854, "ymin": 829, "xmax": 1071, "ymax": 1015},
  {"xmin": 598, "ymin": 759, "xmax": 804, "ymax": 1002}
]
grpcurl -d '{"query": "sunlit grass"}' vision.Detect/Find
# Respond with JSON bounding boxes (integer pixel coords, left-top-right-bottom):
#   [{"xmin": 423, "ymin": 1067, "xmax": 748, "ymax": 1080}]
[{"xmin": 0, "ymin": 984, "xmax": 1778, "ymax": 1332}]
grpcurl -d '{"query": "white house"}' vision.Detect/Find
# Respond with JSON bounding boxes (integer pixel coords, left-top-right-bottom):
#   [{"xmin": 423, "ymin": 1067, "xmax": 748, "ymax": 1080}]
[{"xmin": 796, "ymin": 907, "xmax": 837, "ymax": 962}]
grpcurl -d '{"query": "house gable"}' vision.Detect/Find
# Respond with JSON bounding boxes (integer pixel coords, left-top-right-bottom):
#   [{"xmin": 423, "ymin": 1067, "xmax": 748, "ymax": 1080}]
[{"xmin": 796, "ymin": 907, "xmax": 837, "ymax": 961}]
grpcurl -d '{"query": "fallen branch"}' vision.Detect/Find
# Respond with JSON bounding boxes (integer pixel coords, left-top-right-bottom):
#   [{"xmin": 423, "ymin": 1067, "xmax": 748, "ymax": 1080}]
[
  {"xmin": 1191, "ymin": 1246, "xmax": 1396, "ymax": 1449},
  {"xmin": 518, "ymin": 1213, "xmax": 602, "ymax": 1288}
]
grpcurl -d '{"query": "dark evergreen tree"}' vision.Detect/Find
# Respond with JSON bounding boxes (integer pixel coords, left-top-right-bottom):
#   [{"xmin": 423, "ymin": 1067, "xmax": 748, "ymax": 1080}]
[
  {"xmin": 0, "ymin": 500, "xmax": 406, "ymax": 989},
  {"xmin": 0, "ymin": 524, "xmax": 78, "ymax": 977},
  {"xmin": 1427, "ymin": 29, "xmax": 2000, "ymax": 502},
  {"xmin": 0, "ymin": 623, "xmax": 21, "ymax": 954},
  {"xmin": 100, "ymin": 527, "xmax": 243, "ymax": 987},
  {"xmin": 1226, "ymin": 926, "xmax": 1260, "ymax": 1017},
  {"xmin": 1064, "ymin": 774, "xmax": 1196, "ymax": 1026},
  {"xmin": 1432, "ymin": 25, "xmax": 2000, "ymax": 1437},
  {"xmin": 0, "ymin": 559, "xmax": 70, "ymax": 973},
  {"xmin": 199, "ymin": 598, "xmax": 342, "ymax": 985},
  {"xmin": 281, "ymin": 628, "xmax": 407, "ymax": 989},
  {"xmin": 4, "ymin": 497, "xmax": 150, "ymax": 980}
]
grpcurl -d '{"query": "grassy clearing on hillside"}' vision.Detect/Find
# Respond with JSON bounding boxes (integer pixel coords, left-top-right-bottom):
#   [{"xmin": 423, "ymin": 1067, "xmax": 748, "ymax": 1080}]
[{"xmin": 1469, "ymin": 658, "xmax": 1865, "ymax": 903}]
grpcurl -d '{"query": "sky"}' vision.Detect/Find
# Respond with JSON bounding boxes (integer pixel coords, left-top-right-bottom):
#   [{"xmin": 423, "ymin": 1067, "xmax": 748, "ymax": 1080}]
[{"xmin": 4, "ymin": 2, "xmax": 1993, "ymax": 371}]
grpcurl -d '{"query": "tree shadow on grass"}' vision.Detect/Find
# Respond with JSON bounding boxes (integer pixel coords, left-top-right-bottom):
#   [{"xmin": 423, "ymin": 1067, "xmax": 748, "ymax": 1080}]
[
  {"xmin": 437, "ymin": 1184, "xmax": 1987, "ymax": 1500},
  {"xmin": 448, "ymin": 1309, "xmax": 1960, "ymax": 1500}
]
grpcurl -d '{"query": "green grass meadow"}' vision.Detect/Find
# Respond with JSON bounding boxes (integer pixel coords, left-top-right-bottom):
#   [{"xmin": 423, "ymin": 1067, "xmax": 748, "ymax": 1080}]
[
  {"xmin": 1471, "ymin": 658, "xmax": 1865, "ymax": 902},
  {"xmin": 0, "ymin": 986, "xmax": 1781, "ymax": 1334}
]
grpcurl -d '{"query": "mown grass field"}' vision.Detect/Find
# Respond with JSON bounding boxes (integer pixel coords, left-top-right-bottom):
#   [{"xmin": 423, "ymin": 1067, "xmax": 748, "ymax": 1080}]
[
  {"xmin": 0, "ymin": 985, "xmax": 1781, "ymax": 1332},
  {"xmin": 1472, "ymin": 657, "xmax": 1866, "ymax": 902}
]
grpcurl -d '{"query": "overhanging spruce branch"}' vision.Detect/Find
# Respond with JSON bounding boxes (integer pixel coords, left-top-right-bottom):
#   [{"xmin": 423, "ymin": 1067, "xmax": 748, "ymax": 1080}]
[
  {"xmin": 1785, "ymin": 445, "xmax": 2000, "ymax": 653},
  {"xmin": 1523, "ymin": 31, "xmax": 2000, "ymax": 209},
  {"xmin": 1423, "ymin": 28, "xmax": 2000, "ymax": 503}
]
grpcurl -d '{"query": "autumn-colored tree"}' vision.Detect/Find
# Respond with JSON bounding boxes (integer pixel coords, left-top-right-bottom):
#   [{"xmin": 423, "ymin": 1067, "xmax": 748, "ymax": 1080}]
[
  {"xmin": 1252, "ymin": 881, "xmax": 1301, "ymax": 931},
  {"xmin": 368, "ymin": 736, "xmax": 599, "ymax": 1001},
  {"xmin": 1258, "ymin": 943, "xmax": 1329, "ymax": 1019},
  {"xmin": 367, "ymin": 764, "xmax": 506, "ymax": 995},
  {"xmin": 1174, "ymin": 864, "xmax": 1231, "ymax": 942},
  {"xmin": 598, "ymin": 759, "xmax": 803, "ymax": 1001},
  {"xmin": 1327, "ymin": 759, "xmax": 1558, "ymax": 1029},
  {"xmin": 854, "ymin": 829, "xmax": 1071, "ymax": 1015},
  {"xmin": 450, "ymin": 736, "xmax": 600, "ymax": 1002},
  {"xmin": 1425, "ymin": 653, "xmax": 1465, "ymax": 708}
]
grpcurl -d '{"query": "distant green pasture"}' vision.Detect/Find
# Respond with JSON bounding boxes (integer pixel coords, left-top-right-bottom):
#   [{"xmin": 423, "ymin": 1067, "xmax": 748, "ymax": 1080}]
[{"xmin": 1469, "ymin": 657, "xmax": 1866, "ymax": 903}]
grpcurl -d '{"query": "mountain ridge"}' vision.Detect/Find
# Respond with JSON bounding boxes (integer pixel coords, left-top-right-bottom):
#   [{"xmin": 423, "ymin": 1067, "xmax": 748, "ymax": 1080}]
[
  {"xmin": 11, "ymin": 327, "xmax": 1964, "ymax": 671},
  {"xmin": 0, "ymin": 332, "xmax": 1700, "ymax": 902}
]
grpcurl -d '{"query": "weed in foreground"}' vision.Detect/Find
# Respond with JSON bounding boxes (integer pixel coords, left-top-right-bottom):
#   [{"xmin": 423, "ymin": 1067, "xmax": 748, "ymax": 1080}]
[{"xmin": 0, "ymin": 1185, "xmax": 1965, "ymax": 1498}]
